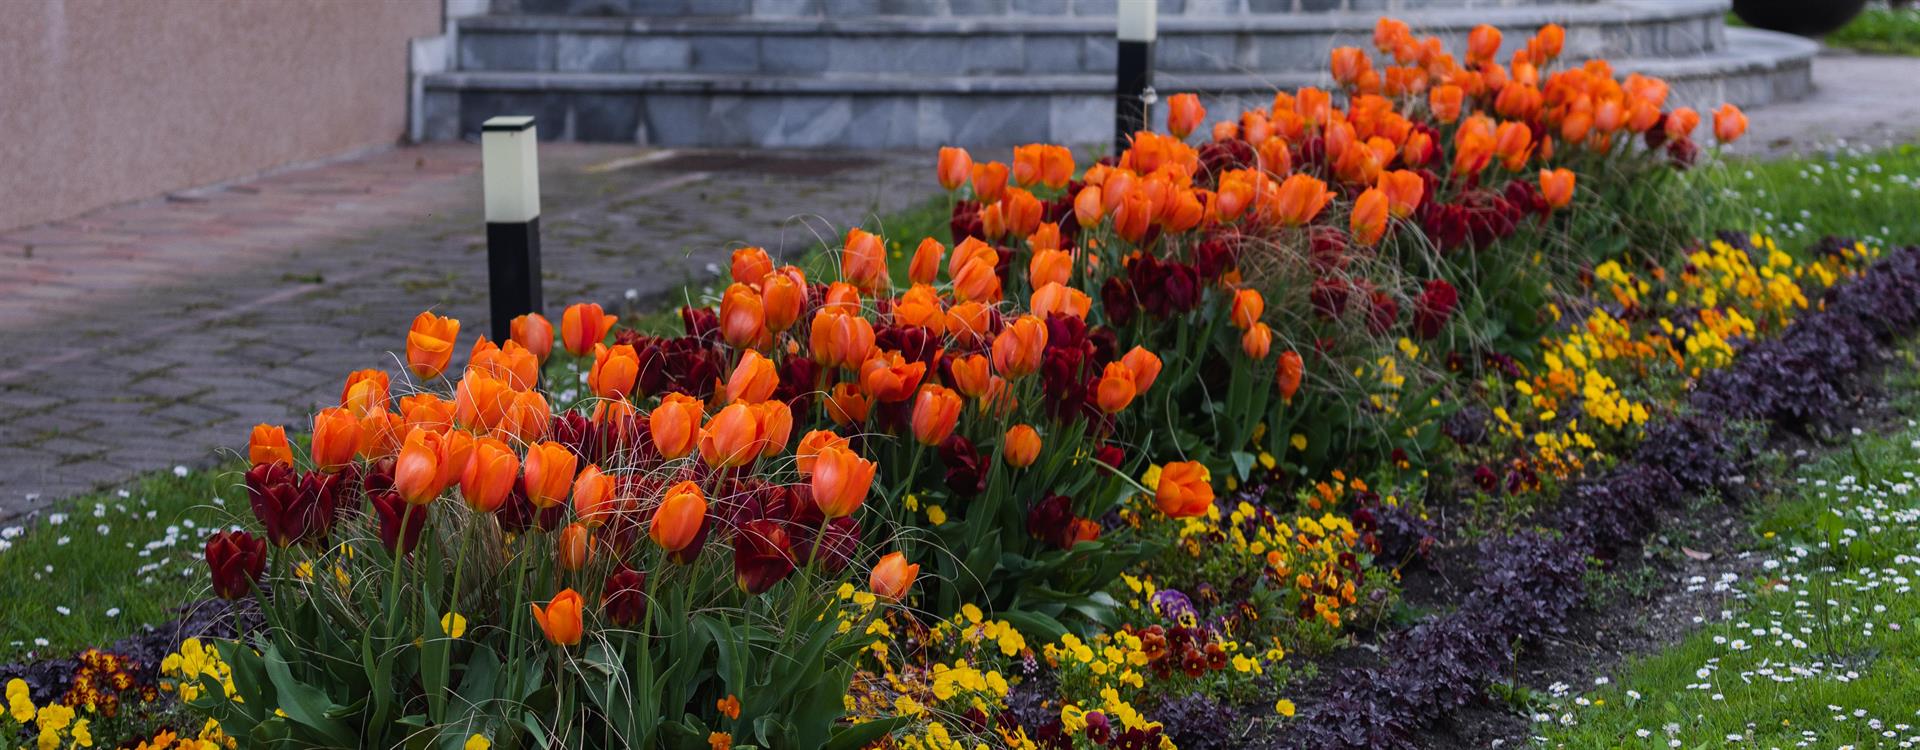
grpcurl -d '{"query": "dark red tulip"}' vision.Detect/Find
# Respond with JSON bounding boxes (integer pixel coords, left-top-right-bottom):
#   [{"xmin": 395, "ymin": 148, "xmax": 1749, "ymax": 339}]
[
  {"xmin": 602, "ymin": 562, "xmax": 649, "ymax": 627},
  {"xmin": 371, "ymin": 489, "xmax": 429, "ymax": 556},
  {"xmin": 733, "ymin": 519, "xmax": 794, "ymax": 595},
  {"xmin": 205, "ymin": 530, "xmax": 266, "ymax": 600}
]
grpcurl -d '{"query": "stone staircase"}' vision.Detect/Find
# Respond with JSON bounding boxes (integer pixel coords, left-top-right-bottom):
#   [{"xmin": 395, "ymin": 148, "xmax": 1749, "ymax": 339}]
[{"xmin": 413, "ymin": 0, "xmax": 1818, "ymax": 148}]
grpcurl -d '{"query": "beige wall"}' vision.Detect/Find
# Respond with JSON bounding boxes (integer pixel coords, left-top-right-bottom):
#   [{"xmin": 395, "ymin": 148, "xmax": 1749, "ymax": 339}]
[{"xmin": 0, "ymin": 0, "xmax": 442, "ymax": 231}]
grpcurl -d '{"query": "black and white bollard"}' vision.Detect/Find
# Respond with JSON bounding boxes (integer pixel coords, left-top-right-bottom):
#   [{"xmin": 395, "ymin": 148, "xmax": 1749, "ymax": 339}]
[
  {"xmin": 1114, "ymin": 0, "xmax": 1157, "ymax": 156},
  {"xmin": 481, "ymin": 116, "xmax": 545, "ymax": 343}
]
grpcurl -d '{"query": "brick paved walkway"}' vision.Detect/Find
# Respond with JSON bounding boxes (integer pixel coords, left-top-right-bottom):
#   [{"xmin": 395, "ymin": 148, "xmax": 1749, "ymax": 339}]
[{"xmin": 0, "ymin": 143, "xmax": 926, "ymax": 520}]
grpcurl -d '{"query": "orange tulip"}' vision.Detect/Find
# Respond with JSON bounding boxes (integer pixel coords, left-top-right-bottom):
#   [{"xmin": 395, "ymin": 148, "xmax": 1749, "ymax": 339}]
[
  {"xmin": 461, "ymin": 436, "xmax": 519, "ymax": 513},
  {"xmin": 557, "ymin": 522, "xmax": 593, "ymax": 572},
  {"xmin": 572, "ymin": 464, "xmax": 615, "ymax": 526},
  {"xmin": 1351, "ymin": 187, "xmax": 1391, "ymax": 247},
  {"xmin": 810, "ymin": 446, "xmax": 877, "ymax": 518},
  {"xmin": 937, "ymin": 146, "xmax": 973, "ymax": 191},
  {"xmin": 1003, "ymin": 424, "xmax": 1042, "ymax": 467},
  {"xmin": 1530, "ymin": 23, "xmax": 1565, "ymax": 61},
  {"xmin": 1241, "ymin": 322, "xmax": 1273, "ymax": 359},
  {"xmin": 1539, "ymin": 168, "xmax": 1576, "ymax": 210},
  {"xmin": 857, "ymin": 350, "xmax": 927, "ymax": 403},
  {"xmin": 911, "ymin": 385, "xmax": 963, "ymax": 446},
  {"xmin": 1276, "ymin": 350, "xmax": 1304, "ymax": 401},
  {"xmin": 809, "ymin": 310, "xmax": 877, "ymax": 370},
  {"xmin": 249, "ymin": 424, "xmax": 292, "ymax": 467},
  {"xmin": 434, "ymin": 429, "xmax": 475, "ymax": 491},
  {"xmin": 893, "ymin": 284, "xmax": 946, "ymax": 334},
  {"xmin": 761, "ymin": 269, "xmax": 804, "ymax": 333},
  {"xmin": 1593, "ymin": 98, "xmax": 1625, "ymax": 135},
  {"xmin": 1378, "ymin": 170, "xmax": 1424, "ymax": 219},
  {"xmin": 510, "ymin": 312, "xmax": 554, "ymax": 363},
  {"xmin": 393, "ymin": 428, "xmax": 448, "ymax": 505},
  {"xmin": 1712, "ymin": 103, "xmax": 1747, "ymax": 144},
  {"xmin": 359, "ymin": 411, "xmax": 406, "ymax": 460},
  {"xmin": 310, "ymin": 407, "xmax": 361, "ymax": 473},
  {"xmin": 726, "ymin": 350, "xmax": 780, "ymax": 404},
  {"xmin": 651, "ymin": 480, "xmax": 707, "ymax": 554},
  {"xmin": 972, "ymin": 161, "xmax": 1009, "ymax": 203},
  {"xmin": 1402, "ymin": 129, "xmax": 1435, "ymax": 167},
  {"xmin": 500, "ymin": 389, "xmax": 551, "ymax": 443},
  {"xmin": 822, "ymin": 281, "xmax": 862, "ymax": 316},
  {"xmin": 1094, "ymin": 362, "xmax": 1137, "ymax": 414},
  {"xmin": 749, "ymin": 400, "xmax": 793, "ymax": 458},
  {"xmin": 869, "ymin": 551, "xmax": 919, "ymax": 601},
  {"xmin": 1039, "ymin": 145, "xmax": 1074, "ymax": 190},
  {"xmin": 1011, "ymin": 144, "xmax": 1047, "ymax": 187},
  {"xmin": 1559, "ymin": 109, "xmax": 1593, "ymax": 147},
  {"xmin": 1274, "ymin": 173, "xmax": 1335, "ymax": 227},
  {"xmin": 1330, "ymin": 47, "xmax": 1369, "ymax": 88},
  {"xmin": 1257, "ymin": 137, "xmax": 1293, "ymax": 176},
  {"xmin": 1121, "ymin": 346, "xmax": 1163, "ymax": 392},
  {"xmin": 843, "ymin": 228, "xmax": 890, "ymax": 293},
  {"xmin": 730, "ymin": 246, "xmax": 774, "ymax": 286},
  {"xmin": 1029, "ymin": 221, "xmax": 1063, "ymax": 254},
  {"xmin": 1493, "ymin": 122, "xmax": 1533, "ymax": 171},
  {"xmin": 944, "ymin": 301, "xmax": 994, "ymax": 348},
  {"xmin": 1428, "ymin": 84, "xmax": 1464, "ymax": 124},
  {"xmin": 589, "ymin": 344, "xmax": 640, "ymax": 401},
  {"xmin": 400, "ymin": 393, "xmax": 456, "ymax": 432},
  {"xmin": 1230, "ymin": 288, "xmax": 1265, "ymax": 330},
  {"xmin": 523, "ymin": 441, "xmax": 578, "ymax": 509},
  {"xmin": 594, "ymin": 399, "xmax": 637, "ymax": 425},
  {"xmin": 454, "ymin": 371, "xmax": 511, "ymax": 431},
  {"xmin": 1029, "ymin": 248, "xmax": 1072, "ymax": 288},
  {"xmin": 406, "ymin": 312, "xmax": 460, "ymax": 380},
  {"xmin": 943, "ymin": 353, "xmax": 989, "ymax": 399},
  {"xmin": 719, "ymin": 283, "xmax": 766, "ymax": 349},
  {"xmin": 981, "ymin": 201, "xmax": 1006, "ymax": 241},
  {"xmin": 909, "ymin": 237, "xmax": 945, "ymax": 285},
  {"xmin": 1467, "ymin": 24, "xmax": 1501, "ymax": 65},
  {"xmin": 472, "ymin": 339, "xmax": 539, "ymax": 391},
  {"xmin": 1155, "ymin": 461, "xmax": 1214, "ymax": 518},
  {"xmin": 649, "ymin": 392, "xmax": 705, "ymax": 459},
  {"xmin": 1166, "ymin": 93, "xmax": 1206, "ymax": 140},
  {"xmin": 1030, "ymin": 282, "xmax": 1091, "ymax": 321},
  {"xmin": 826, "ymin": 382, "xmax": 871, "ymax": 426},
  {"xmin": 531, "ymin": 589, "xmax": 585, "ymax": 647},
  {"xmin": 951, "ymin": 254, "xmax": 1003, "ymax": 304},
  {"xmin": 1665, "ymin": 107, "xmax": 1701, "ymax": 141},
  {"xmin": 341, "ymin": 369, "xmax": 391, "ymax": 419},
  {"xmin": 1003, "ymin": 188, "xmax": 1044, "ymax": 237},
  {"xmin": 1073, "ymin": 184, "xmax": 1105, "ymax": 228},
  {"xmin": 992, "ymin": 315, "xmax": 1048, "ymax": 378},
  {"xmin": 561, "ymin": 303, "xmax": 618, "ymax": 357},
  {"xmin": 699, "ymin": 402, "xmax": 760, "ymax": 468},
  {"xmin": 796, "ymin": 429, "xmax": 850, "ymax": 474},
  {"xmin": 1113, "ymin": 190, "xmax": 1153, "ymax": 243}
]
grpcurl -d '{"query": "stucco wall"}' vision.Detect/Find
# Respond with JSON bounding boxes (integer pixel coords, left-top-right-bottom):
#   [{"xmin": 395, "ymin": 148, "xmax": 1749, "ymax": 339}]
[{"xmin": 0, "ymin": 0, "xmax": 442, "ymax": 232}]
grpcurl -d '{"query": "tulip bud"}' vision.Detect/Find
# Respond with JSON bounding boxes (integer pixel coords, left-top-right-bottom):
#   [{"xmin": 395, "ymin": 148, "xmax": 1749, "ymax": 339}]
[
  {"xmin": 734, "ymin": 519, "xmax": 795, "ymax": 595},
  {"xmin": 557, "ymin": 522, "xmax": 593, "ymax": 572},
  {"xmin": 205, "ymin": 530, "xmax": 267, "ymax": 600},
  {"xmin": 648, "ymin": 393, "xmax": 705, "ymax": 460},
  {"xmin": 719, "ymin": 283, "xmax": 766, "ymax": 349},
  {"xmin": 1241, "ymin": 322, "xmax": 1273, "ymax": 359},
  {"xmin": 589, "ymin": 343, "xmax": 641, "ymax": 401},
  {"xmin": 1094, "ymin": 362, "xmax": 1138, "ymax": 414},
  {"xmin": 561, "ymin": 303, "xmax": 619, "ymax": 357},
  {"xmin": 731, "ymin": 246, "xmax": 774, "ymax": 286},
  {"xmin": 393, "ymin": 428, "xmax": 449, "ymax": 505},
  {"xmin": 531, "ymin": 589, "xmax": 585, "ymax": 647},
  {"xmin": 1121, "ymin": 347, "xmax": 1163, "ymax": 393},
  {"xmin": 602, "ymin": 564, "xmax": 648, "ymax": 627},
  {"xmin": 810, "ymin": 446, "xmax": 877, "ymax": 519},
  {"xmin": 510, "ymin": 312, "xmax": 554, "ymax": 364},
  {"xmin": 726, "ymin": 350, "xmax": 780, "ymax": 404},
  {"xmin": 826, "ymin": 382, "xmax": 870, "ymax": 426},
  {"xmin": 910, "ymin": 385, "xmax": 963, "ymax": 446},
  {"xmin": 462, "ymin": 437, "xmax": 520, "ymax": 513},
  {"xmin": 1276, "ymin": 350, "xmax": 1304, "ymax": 401},
  {"xmin": 371, "ymin": 490, "xmax": 429, "ymax": 556},
  {"xmin": 1004, "ymin": 424, "xmax": 1042, "ymax": 468},
  {"xmin": 650, "ymin": 480, "xmax": 707, "ymax": 557},
  {"xmin": 406, "ymin": 312, "xmax": 460, "ymax": 380},
  {"xmin": 796, "ymin": 429, "xmax": 850, "ymax": 475},
  {"xmin": 572, "ymin": 464, "xmax": 615, "ymax": 526},
  {"xmin": 869, "ymin": 551, "xmax": 919, "ymax": 602},
  {"xmin": 948, "ymin": 353, "xmax": 993, "ymax": 399},
  {"xmin": 699, "ymin": 403, "xmax": 761, "ymax": 469},
  {"xmin": 991, "ymin": 315, "xmax": 1048, "ymax": 379},
  {"xmin": 937, "ymin": 146, "xmax": 974, "ymax": 191},
  {"xmin": 310, "ymin": 407, "xmax": 361, "ymax": 474},
  {"xmin": 523, "ymin": 441, "xmax": 578, "ymax": 509},
  {"xmin": 249, "ymin": 424, "xmax": 293, "ymax": 468},
  {"xmin": 749, "ymin": 400, "xmax": 794, "ymax": 459},
  {"xmin": 761, "ymin": 270, "xmax": 804, "ymax": 333},
  {"xmin": 908, "ymin": 237, "xmax": 945, "ymax": 285}
]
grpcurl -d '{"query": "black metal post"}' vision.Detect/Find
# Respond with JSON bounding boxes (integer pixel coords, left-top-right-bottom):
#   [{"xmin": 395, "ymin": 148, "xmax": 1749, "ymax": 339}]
[
  {"xmin": 1115, "ymin": 39, "xmax": 1154, "ymax": 156},
  {"xmin": 481, "ymin": 116, "xmax": 544, "ymax": 343}
]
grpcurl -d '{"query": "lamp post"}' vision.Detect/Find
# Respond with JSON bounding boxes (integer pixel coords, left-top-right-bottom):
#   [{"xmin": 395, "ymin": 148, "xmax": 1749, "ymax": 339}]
[
  {"xmin": 1115, "ymin": 0, "xmax": 1157, "ymax": 156},
  {"xmin": 481, "ymin": 116, "xmax": 544, "ymax": 343}
]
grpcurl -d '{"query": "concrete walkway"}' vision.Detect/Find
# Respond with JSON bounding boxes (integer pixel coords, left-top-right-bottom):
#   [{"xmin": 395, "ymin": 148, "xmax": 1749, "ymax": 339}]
[
  {"xmin": 0, "ymin": 143, "xmax": 924, "ymax": 520},
  {"xmin": 1737, "ymin": 52, "xmax": 1920, "ymax": 157}
]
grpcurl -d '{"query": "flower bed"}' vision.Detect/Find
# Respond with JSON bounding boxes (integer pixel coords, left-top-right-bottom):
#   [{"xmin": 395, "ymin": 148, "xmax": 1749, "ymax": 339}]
[{"xmin": 12, "ymin": 15, "xmax": 1891, "ymax": 750}]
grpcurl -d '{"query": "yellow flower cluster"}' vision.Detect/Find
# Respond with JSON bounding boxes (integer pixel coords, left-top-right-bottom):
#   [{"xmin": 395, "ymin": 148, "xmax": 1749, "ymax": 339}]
[
  {"xmin": 7, "ymin": 678, "xmax": 93, "ymax": 750},
  {"xmin": 159, "ymin": 639, "xmax": 237, "ymax": 705},
  {"xmin": 847, "ymin": 604, "xmax": 1031, "ymax": 750}
]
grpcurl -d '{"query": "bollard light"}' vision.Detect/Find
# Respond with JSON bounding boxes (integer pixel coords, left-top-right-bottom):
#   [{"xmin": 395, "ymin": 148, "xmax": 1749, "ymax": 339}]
[
  {"xmin": 1115, "ymin": 0, "xmax": 1157, "ymax": 156},
  {"xmin": 481, "ymin": 116, "xmax": 545, "ymax": 344}
]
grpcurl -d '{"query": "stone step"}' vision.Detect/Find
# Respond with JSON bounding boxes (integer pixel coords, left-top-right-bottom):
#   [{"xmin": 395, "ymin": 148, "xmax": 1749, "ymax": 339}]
[
  {"xmin": 456, "ymin": 0, "xmax": 1731, "ymax": 76},
  {"xmin": 420, "ymin": 27, "xmax": 1815, "ymax": 147},
  {"xmin": 507, "ymin": 0, "xmax": 1597, "ymax": 18}
]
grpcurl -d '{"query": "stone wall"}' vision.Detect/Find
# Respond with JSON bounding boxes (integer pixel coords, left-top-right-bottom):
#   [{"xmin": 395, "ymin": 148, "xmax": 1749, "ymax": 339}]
[{"xmin": 0, "ymin": 0, "xmax": 441, "ymax": 232}]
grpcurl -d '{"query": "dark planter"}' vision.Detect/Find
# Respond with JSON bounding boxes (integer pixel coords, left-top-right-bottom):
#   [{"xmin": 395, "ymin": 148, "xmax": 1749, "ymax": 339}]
[{"xmin": 1732, "ymin": 0, "xmax": 1869, "ymax": 37}]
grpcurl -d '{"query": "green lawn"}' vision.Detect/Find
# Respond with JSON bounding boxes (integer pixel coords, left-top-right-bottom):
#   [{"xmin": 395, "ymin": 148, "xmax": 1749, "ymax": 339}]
[
  {"xmin": 1707, "ymin": 143, "xmax": 1920, "ymax": 249},
  {"xmin": 1533, "ymin": 349, "xmax": 1920, "ymax": 748},
  {"xmin": 1828, "ymin": 7, "xmax": 1920, "ymax": 56},
  {"xmin": 0, "ymin": 466, "xmax": 244, "ymax": 659}
]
